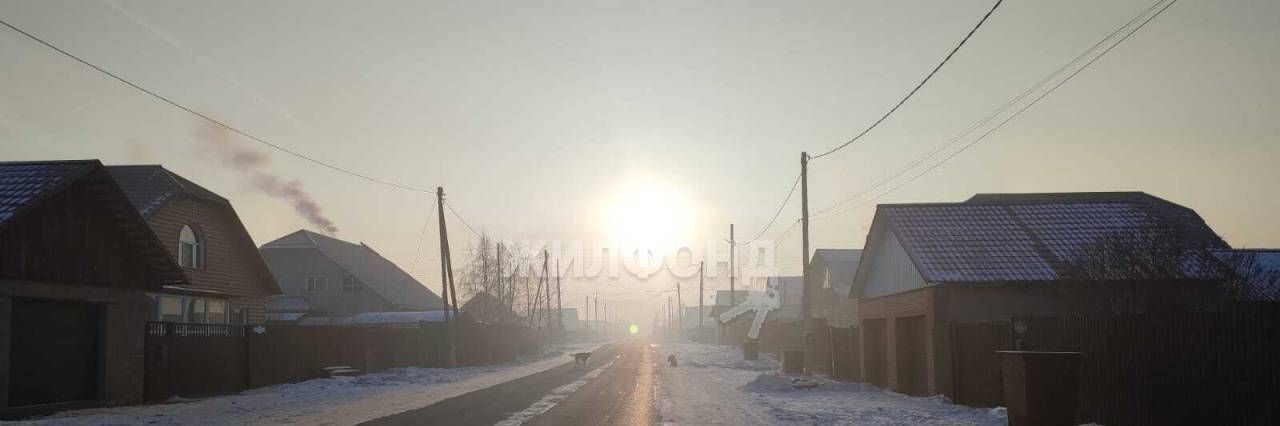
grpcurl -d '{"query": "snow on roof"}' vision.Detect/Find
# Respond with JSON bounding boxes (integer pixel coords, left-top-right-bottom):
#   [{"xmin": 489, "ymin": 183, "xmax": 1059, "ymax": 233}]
[{"xmin": 296, "ymin": 311, "xmax": 455, "ymax": 326}]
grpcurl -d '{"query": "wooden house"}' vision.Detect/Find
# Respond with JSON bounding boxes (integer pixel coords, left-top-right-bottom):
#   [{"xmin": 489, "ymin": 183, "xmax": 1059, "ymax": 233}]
[
  {"xmin": 0, "ymin": 160, "xmax": 188, "ymax": 413},
  {"xmin": 107, "ymin": 165, "xmax": 281, "ymax": 325}
]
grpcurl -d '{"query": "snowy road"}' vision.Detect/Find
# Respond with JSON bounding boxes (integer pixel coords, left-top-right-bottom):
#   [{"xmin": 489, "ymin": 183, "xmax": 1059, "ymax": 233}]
[{"xmin": 11, "ymin": 343, "xmax": 603, "ymax": 426}]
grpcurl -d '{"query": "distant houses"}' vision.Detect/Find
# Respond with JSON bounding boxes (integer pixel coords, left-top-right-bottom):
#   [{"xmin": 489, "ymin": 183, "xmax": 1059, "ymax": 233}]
[
  {"xmin": 0, "ymin": 160, "xmax": 190, "ymax": 412},
  {"xmin": 259, "ymin": 230, "xmax": 444, "ymax": 323},
  {"xmin": 809, "ymin": 249, "xmax": 862, "ymax": 327}
]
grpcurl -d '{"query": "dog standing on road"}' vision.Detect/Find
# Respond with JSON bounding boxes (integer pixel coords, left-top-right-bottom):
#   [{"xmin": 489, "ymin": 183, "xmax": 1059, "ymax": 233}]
[{"xmin": 572, "ymin": 352, "xmax": 592, "ymax": 368}]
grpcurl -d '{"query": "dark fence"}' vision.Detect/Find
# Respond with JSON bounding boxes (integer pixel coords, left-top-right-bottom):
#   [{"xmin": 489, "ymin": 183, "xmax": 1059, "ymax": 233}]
[
  {"xmin": 144, "ymin": 321, "xmax": 540, "ymax": 402},
  {"xmin": 948, "ymin": 307, "xmax": 1280, "ymax": 425},
  {"xmin": 948, "ymin": 320, "xmax": 1012, "ymax": 407},
  {"xmin": 829, "ymin": 326, "xmax": 861, "ymax": 382}
]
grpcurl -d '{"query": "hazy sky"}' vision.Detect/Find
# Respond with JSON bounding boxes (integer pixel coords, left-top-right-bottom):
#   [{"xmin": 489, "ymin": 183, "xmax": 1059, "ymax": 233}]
[{"xmin": 2, "ymin": 0, "xmax": 1277, "ymax": 325}]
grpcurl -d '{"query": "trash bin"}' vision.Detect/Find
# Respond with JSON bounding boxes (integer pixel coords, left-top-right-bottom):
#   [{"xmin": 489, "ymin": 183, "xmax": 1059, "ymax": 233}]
[
  {"xmin": 998, "ymin": 351, "xmax": 1081, "ymax": 426},
  {"xmin": 782, "ymin": 349, "xmax": 805, "ymax": 374},
  {"xmin": 743, "ymin": 340, "xmax": 759, "ymax": 360}
]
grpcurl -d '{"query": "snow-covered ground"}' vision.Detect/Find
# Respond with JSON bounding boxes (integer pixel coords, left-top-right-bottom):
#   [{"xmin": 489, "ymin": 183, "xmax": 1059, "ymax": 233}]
[
  {"xmin": 654, "ymin": 343, "xmax": 1007, "ymax": 426},
  {"xmin": 11, "ymin": 343, "xmax": 602, "ymax": 426}
]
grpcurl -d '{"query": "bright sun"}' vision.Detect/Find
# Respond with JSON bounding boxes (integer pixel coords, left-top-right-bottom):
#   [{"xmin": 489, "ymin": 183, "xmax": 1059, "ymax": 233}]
[{"xmin": 603, "ymin": 179, "xmax": 693, "ymax": 251}]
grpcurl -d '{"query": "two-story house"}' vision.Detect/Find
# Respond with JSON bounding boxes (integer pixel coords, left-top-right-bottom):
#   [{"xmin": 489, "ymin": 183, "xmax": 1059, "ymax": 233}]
[
  {"xmin": 107, "ymin": 165, "xmax": 281, "ymax": 325},
  {"xmin": 259, "ymin": 230, "xmax": 443, "ymax": 319}
]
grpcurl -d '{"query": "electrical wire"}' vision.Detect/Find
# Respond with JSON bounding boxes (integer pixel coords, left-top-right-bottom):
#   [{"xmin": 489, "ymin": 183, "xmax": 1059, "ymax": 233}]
[
  {"xmin": 812, "ymin": 0, "xmax": 1180, "ymax": 221},
  {"xmin": 0, "ymin": 17, "xmax": 434, "ymax": 194},
  {"xmin": 738, "ymin": 173, "xmax": 802, "ymax": 245},
  {"xmin": 808, "ymin": 0, "xmax": 1004, "ymax": 160}
]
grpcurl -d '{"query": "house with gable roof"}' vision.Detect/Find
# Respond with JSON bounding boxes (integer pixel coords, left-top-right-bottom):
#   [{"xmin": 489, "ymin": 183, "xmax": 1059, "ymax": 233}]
[
  {"xmin": 850, "ymin": 192, "xmax": 1231, "ymax": 397},
  {"xmin": 107, "ymin": 165, "xmax": 281, "ymax": 325},
  {"xmin": 259, "ymin": 230, "xmax": 443, "ymax": 319},
  {"xmin": 0, "ymin": 160, "xmax": 189, "ymax": 413}
]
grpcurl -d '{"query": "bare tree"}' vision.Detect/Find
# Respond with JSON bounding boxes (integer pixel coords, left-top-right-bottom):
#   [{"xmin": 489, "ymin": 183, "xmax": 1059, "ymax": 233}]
[
  {"xmin": 457, "ymin": 234, "xmax": 533, "ymax": 324},
  {"xmin": 1062, "ymin": 226, "xmax": 1234, "ymax": 315}
]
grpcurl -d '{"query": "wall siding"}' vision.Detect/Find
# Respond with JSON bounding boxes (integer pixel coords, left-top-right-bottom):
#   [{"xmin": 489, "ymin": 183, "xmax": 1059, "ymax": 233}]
[
  {"xmin": 259, "ymin": 247, "xmax": 395, "ymax": 316},
  {"xmin": 861, "ymin": 231, "xmax": 929, "ymax": 299},
  {"xmin": 147, "ymin": 197, "xmax": 276, "ymax": 323}
]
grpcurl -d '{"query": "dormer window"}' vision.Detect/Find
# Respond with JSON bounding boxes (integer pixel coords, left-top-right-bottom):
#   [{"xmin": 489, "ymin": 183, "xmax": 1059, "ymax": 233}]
[{"xmin": 178, "ymin": 225, "xmax": 204, "ymax": 269}]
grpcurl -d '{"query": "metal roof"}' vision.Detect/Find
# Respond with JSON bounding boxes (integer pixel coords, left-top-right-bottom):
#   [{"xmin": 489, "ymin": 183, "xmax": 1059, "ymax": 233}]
[
  {"xmin": 0, "ymin": 160, "xmax": 95, "ymax": 227},
  {"xmin": 105, "ymin": 165, "xmax": 228, "ymax": 218},
  {"xmin": 262, "ymin": 229, "xmax": 444, "ymax": 310},
  {"xmin": 865, "ymin": 192, "xmax": 1228, "ymax": 284}
]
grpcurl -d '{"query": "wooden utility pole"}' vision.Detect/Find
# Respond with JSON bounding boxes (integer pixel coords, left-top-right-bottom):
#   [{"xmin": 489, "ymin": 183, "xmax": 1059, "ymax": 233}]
[
  {"xmin": 436, "ymin": 187, "xmax": 458, "ymax": 365},
  {"xmin": 729, "ymin": 224, "xmax": 736, "ymax": 306},
  {"xmin": 800, "ymin": 152, "xmax": 813, "ymax": 374},
  {"xmin": 496, "ymin": 243, "xmax": 504, "ymax": 310},
  {"xmin": 555, "ymin": 258, "xmax": 563, "ymax": 335},
  {"xmin": 531, "ymin": 263, "xmax": 544, "ymax": 330},
  {"xmin": 585, "ymin": 296, "xmax": 591, "ymax": 332},
  {"xmin": 698, "ymin": 261, "xmax": 705, "ymax": 329},
  {"xmin": 594, "ymin": 295, "xmax": 599, "ymax": 338}
]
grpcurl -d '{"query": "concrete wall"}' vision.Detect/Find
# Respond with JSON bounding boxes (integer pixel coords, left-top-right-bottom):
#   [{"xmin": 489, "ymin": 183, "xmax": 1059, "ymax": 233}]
[{"xmin": 0, "ymin": 279, "xmax": 149, "ymax": 410}]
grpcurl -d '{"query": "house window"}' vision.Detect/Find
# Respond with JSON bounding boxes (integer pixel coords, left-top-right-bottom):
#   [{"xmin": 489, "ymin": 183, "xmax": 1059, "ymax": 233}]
[
  {"xmin": 229, "ymin": 306, "xmax": 247, "ymax": 325},
  {"xmin": 187, "ymin": 298, "xmax": 207, "ymax": 323},
  {"xmin": 207, "ymin": 300, "xmax": 227, "ymax": 324},
  {"xmin": 306, "ymin": 276, "xmax": 328, "ymax": 293},
  {"xmin": 159, "ymin": 295, "xmax": 183, "ymax": 322},
  {"xmin": 178, "ymin": 225, "xmax": 204, "ymax": 269},
  {"xmin": 342, "ymin": 275, "xmax": 364, "ymax": 293}
]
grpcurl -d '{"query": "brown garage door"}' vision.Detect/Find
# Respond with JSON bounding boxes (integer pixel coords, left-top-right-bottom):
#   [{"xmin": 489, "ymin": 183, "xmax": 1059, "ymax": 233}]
[
  {"xmin": 8, "ymin": 299, "xmax": 101, "ymax": 407},
  {"xmin": 895, "ymin": 315, "xmax": 928, "ymax": 396}
]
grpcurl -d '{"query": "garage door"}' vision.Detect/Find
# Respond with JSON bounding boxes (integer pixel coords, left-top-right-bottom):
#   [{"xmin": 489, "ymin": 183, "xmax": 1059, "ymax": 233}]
[{"xmin": 8, "ymin": 299, "xmax": 101, "ymax": 407}]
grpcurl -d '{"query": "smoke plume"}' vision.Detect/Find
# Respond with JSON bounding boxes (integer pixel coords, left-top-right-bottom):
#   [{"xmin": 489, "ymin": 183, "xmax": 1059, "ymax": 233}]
[{"xmin": 198, "ymin": 124, "xmax": 339, "ymax": 234}]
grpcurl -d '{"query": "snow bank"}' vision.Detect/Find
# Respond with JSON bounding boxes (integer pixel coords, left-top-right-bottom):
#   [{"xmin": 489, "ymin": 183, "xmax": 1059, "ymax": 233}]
[
  {"xmin": 13, "ymin": 343, "xmax": 601, "ymax": 426},
  {"xmin": 656, "ymin": 342, "xmax": 1008, "ymax": 425}
]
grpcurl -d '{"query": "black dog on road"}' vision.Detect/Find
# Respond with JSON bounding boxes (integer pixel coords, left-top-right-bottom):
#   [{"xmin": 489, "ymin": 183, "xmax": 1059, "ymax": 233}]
[{"xmin": 572, "ymin": 352, "xmax": 592, "ymax": 368}]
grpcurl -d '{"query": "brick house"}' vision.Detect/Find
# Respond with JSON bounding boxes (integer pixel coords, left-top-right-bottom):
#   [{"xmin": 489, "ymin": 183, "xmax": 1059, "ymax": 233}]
[
  {"xmin": 851, "ymin": 192, "xmax": 1229, "ymax": 397},
  {"xmin": 107, "ymin": 165, "xmax": 281, "ymax": 325},
  {"xmin": 0, "ymin": 160, "xmax": 188, "ymax": 414}
]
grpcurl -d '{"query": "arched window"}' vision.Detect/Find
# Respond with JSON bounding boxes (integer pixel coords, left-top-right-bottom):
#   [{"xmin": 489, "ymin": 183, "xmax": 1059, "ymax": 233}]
[{"xmin": 178, "ymin": 225, "xmax": 204, "ymax": 269}]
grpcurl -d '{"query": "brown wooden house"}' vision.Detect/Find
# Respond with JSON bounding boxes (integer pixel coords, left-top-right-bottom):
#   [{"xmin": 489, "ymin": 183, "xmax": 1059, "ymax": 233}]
[
  {"xmin": 0, "ymin": 160, "xmax": 188, "ymax": 414},
  {"xmin": 107, "ymin": 165, "xmax": 280, "ymax": 325}
]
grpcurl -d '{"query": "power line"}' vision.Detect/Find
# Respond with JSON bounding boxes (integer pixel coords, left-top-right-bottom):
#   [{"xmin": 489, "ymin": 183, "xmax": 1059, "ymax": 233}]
[
  {"xmin": 445, "ymin": 201, "xmax": 483, "ymax": 238},
  {"xmin": 739, "ymin": 173, "xmax": 801, "ymax": 245},
  {"xmin": 0, "ymin": 17, "xmax": 434, "ymax": 194},
  {"xmin": 813, "ymin": 0, "xmax": 1180, "ymax": 220},
  {"xmin": 809, "ymin": 0, "xmax": 1004, "ymax": 160}
]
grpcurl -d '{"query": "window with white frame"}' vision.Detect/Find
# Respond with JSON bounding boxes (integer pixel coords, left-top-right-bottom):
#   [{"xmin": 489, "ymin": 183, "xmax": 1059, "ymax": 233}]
[
  {"xmin": 342, "ymin": 275, "xmax": 364, "ymax": 293},
  {"xmin": 178, "ymin": 225, "xmax": 204, "ymax": 269},
  {"xmin": 306, "ymin": 276, "xmax": 328, "ymax": 293}
]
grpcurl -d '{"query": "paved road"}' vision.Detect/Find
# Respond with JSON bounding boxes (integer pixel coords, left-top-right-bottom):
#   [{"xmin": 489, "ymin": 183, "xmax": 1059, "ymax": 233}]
[
  {"xmin": 526, "ymin": 340, "xmax": 657, "ymax": 426},
  {"xmin": 364, "ymin": 339, "xmax": 658, "ymax": 426}
]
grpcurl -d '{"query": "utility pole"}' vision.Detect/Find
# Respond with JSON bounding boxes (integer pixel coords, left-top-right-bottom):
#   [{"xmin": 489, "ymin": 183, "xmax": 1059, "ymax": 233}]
[
  {"xmin": 436, "ymin": 187, "xmax": 458, "ymax": 366},
  {"xmin": 698, "ymin": 262, "xmax": 705, "ymax": 329},
  {"xmin": 585, "ymin": 296, "xmax": 590, "ymax": 333},
  {"xmin": 676, "ymin": 282, "xmax": 683, "ymax": 333},
  {"xmin": 555, "ymin": 258, "xmax": 563, "ymax": 335},
  {"xmin": 800, "ymin": 152, "xmax": 813, "ymax": 374},
  {"xmin": 729, "ymin": 224, "xmax": 736, "ymax": 306},
  {"xmin": 594, "ymin": 295, "xmax": 600, "ymax": 339},
  {"xmin": 496, "ymin": 243, "xmax": 504, "ymax": 311},
  {"xmin": 542, "ymin": 251, "xmax": 551, "ymax": 334}
]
